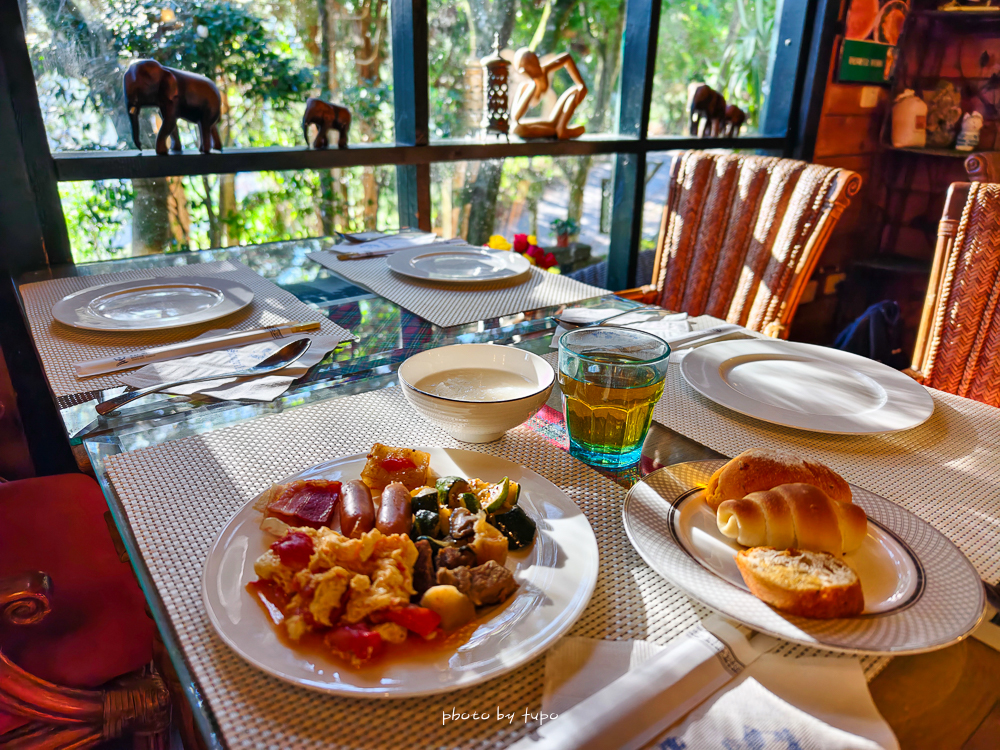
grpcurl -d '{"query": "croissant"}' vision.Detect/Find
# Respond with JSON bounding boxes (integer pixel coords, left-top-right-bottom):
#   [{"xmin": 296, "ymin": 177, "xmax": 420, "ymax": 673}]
[{"xmin": 716, "ymin": 483, "xmax": 867, "ymax": 555}]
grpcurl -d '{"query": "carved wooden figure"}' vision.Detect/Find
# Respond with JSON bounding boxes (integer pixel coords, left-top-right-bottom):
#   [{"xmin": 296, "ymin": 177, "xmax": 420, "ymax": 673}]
[
  {"xmin": 689, "ymin": 84, "xmax": 726, "ymax": 138},
  {"xmin": 123, "ymin": 59, "xmax": 222, "ymax": 155},
  {"xmin": 302, "ymin": 97, "xmax": 352, "ymax": 149},
  {"xmin": 511, "ymin": 48, "xmax": 588, "ymax": 140},
  {"xmin": 723, "ymin": 104, "xmax": 746, "ymax": 138}
]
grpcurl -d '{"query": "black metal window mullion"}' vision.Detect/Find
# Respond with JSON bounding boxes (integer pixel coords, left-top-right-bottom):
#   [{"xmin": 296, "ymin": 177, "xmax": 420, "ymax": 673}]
[
  {"xmin": 391, "ymin": 0, "xmax": 432, "ymax": 232},
  {"xmin": 606, "ymin": 0, "xmax": 661, "ymax": 291}
]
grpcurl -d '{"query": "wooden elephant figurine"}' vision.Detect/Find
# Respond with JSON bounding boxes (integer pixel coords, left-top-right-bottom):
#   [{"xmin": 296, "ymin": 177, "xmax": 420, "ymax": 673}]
[
  {"xmin": 302, "ymin": 98, "xmax": 352, "ymax": 149},
  {"xmin": 723, "ymin": 105, "xmax": 746, "ymax": 138},
  {"xmin": 123, "ymin": 60, "xmax": 222, "ymax": 155},
  {"xmin": 689, "ymin": 84, "xmax": 726, "ymax": 138}
]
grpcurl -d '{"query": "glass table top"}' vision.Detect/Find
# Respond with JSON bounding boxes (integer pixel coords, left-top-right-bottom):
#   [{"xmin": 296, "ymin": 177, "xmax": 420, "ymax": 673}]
[{"xmin": 17, "ymin": 237, "xmax": 638, "ymax": 445}]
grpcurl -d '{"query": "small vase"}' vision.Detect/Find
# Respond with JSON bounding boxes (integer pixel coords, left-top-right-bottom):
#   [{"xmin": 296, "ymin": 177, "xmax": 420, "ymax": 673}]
[{"xmin": 556, "ymin": 234, "xmax": 569, "ymax": 248}]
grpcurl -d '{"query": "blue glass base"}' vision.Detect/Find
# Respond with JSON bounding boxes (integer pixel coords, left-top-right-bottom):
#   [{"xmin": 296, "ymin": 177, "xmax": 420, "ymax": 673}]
[{"xmin": 568, "ymin": 437, "xmax": 643, "ymax": 469}]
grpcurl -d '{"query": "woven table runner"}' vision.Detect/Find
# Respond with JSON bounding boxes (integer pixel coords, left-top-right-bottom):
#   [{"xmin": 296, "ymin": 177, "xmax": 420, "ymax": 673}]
[
  {"xmin": 309, "ymin": 250, "xmax": 608, "ymax": 328},
  {"xmin": 19, "ymin": 260, "xmax": 353, "ymax": 398},
  {"xmin": 643, "ymin": 359, "xmax": 1000, "ymax": 582}
]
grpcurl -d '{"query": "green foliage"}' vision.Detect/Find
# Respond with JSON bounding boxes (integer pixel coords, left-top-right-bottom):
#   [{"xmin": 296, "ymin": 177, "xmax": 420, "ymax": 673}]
[{"xmin": 550, "ymin": 217, "xmax": 579, "ymax": 236}]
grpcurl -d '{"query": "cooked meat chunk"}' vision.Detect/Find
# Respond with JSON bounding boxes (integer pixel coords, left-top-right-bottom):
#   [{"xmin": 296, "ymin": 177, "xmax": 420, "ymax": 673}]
[
  {"xmin": 467, "ymin": 560, "xmax": 518, "ymax": 606},
  {"xmin": 436, "ymin": 565, "xmax": 472, "ymax": 596},
  {"xmin": 436, "ymin": 545, "xmax": 477, "ymax": 571},
  {"xmin": 449, "ymin": 507, "xmax": 477, "ymax": 541},
  {"xmin": 411, "ymin": 539, "xmax": 436, "ymax": 599}
]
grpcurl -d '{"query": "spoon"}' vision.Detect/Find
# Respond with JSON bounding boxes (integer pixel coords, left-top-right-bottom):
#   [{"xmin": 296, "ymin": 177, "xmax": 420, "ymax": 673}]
[
  {"xmin": 552, "ymin": 307, "xmax": 648, "ymax": 330},
  {"xmin": 95, "ymin": 338, "xmax": 312, "ymax": 416}
]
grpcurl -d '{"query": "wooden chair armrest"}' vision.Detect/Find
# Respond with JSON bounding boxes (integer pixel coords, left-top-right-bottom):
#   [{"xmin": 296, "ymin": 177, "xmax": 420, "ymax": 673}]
[
  {"xmin": 901, "ymin": 367, "xmax": 924, "ymax": 383},
  {"xmin": 0, "ymin": 571, "xmax": 52, "ymax": 625},
  {"xmin": 616, "ymin": 285, "xmax": 659, "ymax": 304}
]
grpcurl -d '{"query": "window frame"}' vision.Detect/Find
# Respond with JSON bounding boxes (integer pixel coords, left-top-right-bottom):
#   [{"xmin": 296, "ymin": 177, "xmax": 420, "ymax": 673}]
[{"xmin": 0, "ymin": 0, "xmax": 836, "ymax": 287}]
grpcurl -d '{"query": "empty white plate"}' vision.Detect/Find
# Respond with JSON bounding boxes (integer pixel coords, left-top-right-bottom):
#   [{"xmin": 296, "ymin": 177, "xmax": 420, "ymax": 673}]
[
  {"xmin": 623, "ymin": 460, "xmax": 985, "ymax": 654},
  {"xmin": 202, "ymin": 447, "xmax": 598, "ymax": 697},
  {"xmin": 52, "ymin": 276, "xmax": 254, "ymax": 331},
  {"xmin": 680, "ymin": 339, "xmax": 934, "ymax": 434},
  {"xmin": 387, "ymin": 245, "xmax": 531, "ymax": 283}
]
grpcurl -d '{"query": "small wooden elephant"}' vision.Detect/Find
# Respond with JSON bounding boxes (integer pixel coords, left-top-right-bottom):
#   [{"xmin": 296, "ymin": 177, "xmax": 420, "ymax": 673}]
[
  {"xmin": 723, "ymin": 105, "xmax": 746, "ymax": 138},
  {"xmin": 123, "ymin": 59, "xmax": 222, "ymax": 155},
  {"xmin": 689, "ymin": 84, "xmax": 726, "ymax": 138},
  {"xmin": 302, "ymin": 97, "xmax": 352, "ymax": 150}
]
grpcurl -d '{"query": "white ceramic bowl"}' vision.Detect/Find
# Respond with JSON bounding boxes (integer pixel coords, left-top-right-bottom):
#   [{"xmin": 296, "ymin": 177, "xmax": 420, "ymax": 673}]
[{"xmin": 398, "ymin": 344, "xmax": 555, "ymax": 443}]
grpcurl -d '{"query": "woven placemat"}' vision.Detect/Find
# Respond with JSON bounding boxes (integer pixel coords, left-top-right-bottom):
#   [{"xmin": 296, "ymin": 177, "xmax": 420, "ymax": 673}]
[
  {"xmin": 19, "ymin": 260, "xmax": 353, "ymax": 398},
  {"xmin": 645, "ymin": 359, "xmax": 1000, "ymax": 583},
  {"xmin": 309, "ymin": 251, "xmax": 608, "ymax": 328}
]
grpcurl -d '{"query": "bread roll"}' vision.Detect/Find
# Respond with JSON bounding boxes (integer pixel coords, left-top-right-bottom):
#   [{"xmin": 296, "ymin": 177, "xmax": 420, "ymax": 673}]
[
  {"xmin": 716, "ymin": 483, "xmax": 867, "ymax": 554},
  {"xmin": 705, "ymin": 448, "xmax": 852, "ymax": 511},
  {"xmin": 736, "ymin": 547, "xmax": 864, "ymax": 619}
]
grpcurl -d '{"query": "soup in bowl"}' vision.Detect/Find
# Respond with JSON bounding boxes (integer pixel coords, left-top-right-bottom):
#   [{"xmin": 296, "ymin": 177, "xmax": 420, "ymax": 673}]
[{"xmin": 398, "ymin": 344, "xmax": 555, "ymax": 443}]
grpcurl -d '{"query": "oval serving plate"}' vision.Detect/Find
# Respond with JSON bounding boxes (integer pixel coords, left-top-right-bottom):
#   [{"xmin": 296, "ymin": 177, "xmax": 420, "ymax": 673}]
[
  {"xmin": 202, "ymin": 447, "xmax": 598, "ymax": 697},
  {"xmin": 680, "ymin": 339, "xmax": 934, "ymax": 434},
  {"xmin": 386, "ymin": 245, "xmax": 531, "ymax": 283},
  {"xmin": 622, "ymin": 459, "xmax": 985, "ymax": 655},
  {"xmin": 52, "ymin": 276, "xmax": 254, "ymax": 331}
]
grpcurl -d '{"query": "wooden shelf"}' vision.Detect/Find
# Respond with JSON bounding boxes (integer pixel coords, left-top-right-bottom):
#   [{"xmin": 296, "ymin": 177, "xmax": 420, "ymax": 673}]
[{"xmin": 885, "ymin": 146, "xmax": 978, "ymax": 158}]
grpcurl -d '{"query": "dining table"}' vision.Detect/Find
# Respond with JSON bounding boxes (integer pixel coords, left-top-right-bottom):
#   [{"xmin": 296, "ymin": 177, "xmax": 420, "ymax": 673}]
[{"xmin": 12, "ymin": 237, "xmax": 1000, "ymax": 749}]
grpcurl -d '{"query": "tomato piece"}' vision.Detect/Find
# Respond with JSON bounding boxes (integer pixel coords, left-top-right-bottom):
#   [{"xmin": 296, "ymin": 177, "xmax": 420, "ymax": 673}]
[
  {"xmin": 325, "ymin": 624, "xmax": 384, "ymax": 662},
  {"xmin": 270, "ymin": 531, "xmax": 314, "ymax": 570},
  {"xmin": 385, "ymin": 604, "xmax": 441, "ymax": 638},
  {"xmin": 381, "ymin": 456, "xmax": 417, "ymax": 472}
]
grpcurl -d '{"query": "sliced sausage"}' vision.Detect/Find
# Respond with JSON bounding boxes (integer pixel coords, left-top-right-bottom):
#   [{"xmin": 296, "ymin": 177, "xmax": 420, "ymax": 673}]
[
  {"xmin": 339, "ymin": 480, "xmax": 375, "ymax": 538},
  {"xmin": 377, "ymin": 482, "xmax": 412, "ymax": 536}
]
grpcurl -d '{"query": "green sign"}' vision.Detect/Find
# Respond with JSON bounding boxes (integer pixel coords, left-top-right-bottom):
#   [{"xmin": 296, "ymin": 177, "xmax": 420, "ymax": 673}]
[{"xmin": 838, "ymin": 39, "xmax": 894, "ymax": 84}]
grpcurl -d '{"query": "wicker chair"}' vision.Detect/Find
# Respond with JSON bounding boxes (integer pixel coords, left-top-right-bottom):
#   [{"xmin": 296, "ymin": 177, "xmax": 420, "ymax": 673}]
[
  {"xmin": 0, "ymin": 475, "xmax": 170, "ymax": 748},
  {"xmin": 621, "ymin": 150, "xmax": 862, "ymax": 338},
  {"xmin": 911, "ymin": 182, "xmax": 1000, "ymax": 407}
]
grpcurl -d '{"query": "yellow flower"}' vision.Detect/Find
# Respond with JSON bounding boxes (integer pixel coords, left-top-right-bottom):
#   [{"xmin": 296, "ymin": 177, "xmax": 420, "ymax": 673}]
[
  {"xmin": 547, "ymin": 266, "xmax": 562, "ymax": 274},
  {"xmin": 527, "ymin": 235, "xmax": 537, "ymax": 245},
  {"xmin": 525, "ymin": 254, "xmax": 537, "ymax": 265},
  {"xmin": 487, "ymin": 235, "xmax": 511, "ymax": 251}
]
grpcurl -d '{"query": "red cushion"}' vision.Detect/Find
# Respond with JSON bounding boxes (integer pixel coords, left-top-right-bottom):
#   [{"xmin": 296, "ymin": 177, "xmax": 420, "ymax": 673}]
[{"xmin": 0, "ymin": 474, "xmax": 155, "ymax": 732}]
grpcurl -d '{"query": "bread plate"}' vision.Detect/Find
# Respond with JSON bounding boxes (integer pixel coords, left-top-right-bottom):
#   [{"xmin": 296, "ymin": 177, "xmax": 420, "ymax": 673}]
[
  {"xmin": 622, "ymin": 459, "xmax": 985, "ymax": 654},
  {"xmin": 203, "ymin": 447, "xmax": 598, "ymax": 697}
]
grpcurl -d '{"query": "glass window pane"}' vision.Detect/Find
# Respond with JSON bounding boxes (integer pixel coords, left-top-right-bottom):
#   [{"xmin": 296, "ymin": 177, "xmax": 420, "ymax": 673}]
[
  {"xmin": 648, "ymin": 0, "xmax": 778, "ymax": 137},
  {"xmin": 26, "ymin": 0, "xmax": 394, "ymax": 152},
  {"xmin": 60, "ymin": 167, "xmax": 397, "ymax": 262},
  {"xmin": 430, "ymin": 155, "xmax": 614, "ymax": 275},
  {"xmin": 428, "ymin": 0, "xmax": 624, "ymax": 140}
]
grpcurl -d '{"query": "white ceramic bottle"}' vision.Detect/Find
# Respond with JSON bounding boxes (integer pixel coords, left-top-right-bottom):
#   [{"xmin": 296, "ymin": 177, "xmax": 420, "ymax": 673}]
[{"xmin": 892, "ymin": 89, "xmax": 927, "ymax": 148}]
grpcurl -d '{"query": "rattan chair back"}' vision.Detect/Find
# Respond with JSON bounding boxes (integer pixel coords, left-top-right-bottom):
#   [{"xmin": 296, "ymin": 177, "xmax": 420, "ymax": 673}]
[
  {"xmin": 912, "ymin": 182, "xmax": 1000, "ymax": 407},
  {"xmin": 647, "ymin": 150, "xmax": 861, "ymax": 337}
]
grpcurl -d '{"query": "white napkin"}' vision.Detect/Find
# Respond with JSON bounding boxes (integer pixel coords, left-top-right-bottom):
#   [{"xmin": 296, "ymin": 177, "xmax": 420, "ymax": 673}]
[
  {"xmin": 335, "ymin": 232, "xmax": 455, "ymax": 254},
  {"xmin": 512, "ymin": 617, "xmax": 775, "ymax": 750},
  {"xmin": 117, "ymin": 329, "xmax": 347, "ymax": 402},
  {"xmin": 550, "ymin": 310, "xmax": 691, "ymax": 349},
  {"xmin": 523, "ymin": 622, "xmax": 898, "ymax": 750},
  {"xmin": 652, "ymin": 655, "xmax": 897, "ymax": 750}
]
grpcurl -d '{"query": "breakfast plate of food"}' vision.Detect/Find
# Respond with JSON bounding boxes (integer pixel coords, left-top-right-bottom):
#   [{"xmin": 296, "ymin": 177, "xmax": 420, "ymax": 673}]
[
  {"xmin": 622, "ymin": 449, "xmax": 985, "ymax": 654},
  {"xmin": 202, "ymin": 444, "xmax": 598, "ymax": 696}
]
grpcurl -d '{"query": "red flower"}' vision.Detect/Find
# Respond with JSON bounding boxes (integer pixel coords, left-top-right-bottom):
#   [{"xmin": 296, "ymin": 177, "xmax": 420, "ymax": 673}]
[
  {"xmin": 513, "ymin": 233, "xmax": 528, "ymax": 253},
  {"xmin": 526, "ymin": 244, "xmax": 544, "ymax": 260},
  {"xmin": 542, "ymin": 252, "xmax": 558, "ymax": 269}
]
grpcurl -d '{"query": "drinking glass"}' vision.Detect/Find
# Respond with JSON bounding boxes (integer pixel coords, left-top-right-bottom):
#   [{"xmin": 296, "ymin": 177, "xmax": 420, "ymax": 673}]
[{"xmin": 558, "ymin": 327, "xmax": 670, "ymax": 469}]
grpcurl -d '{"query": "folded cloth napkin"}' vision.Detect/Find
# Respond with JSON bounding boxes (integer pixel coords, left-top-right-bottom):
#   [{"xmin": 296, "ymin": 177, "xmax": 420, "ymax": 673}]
[
  {"xmin": 550, "ymin": 310, "xmax": 691, "ymax": 349},
  {"xmin": 117, "ymin": 329, "xmax": 346, "ymax": 402},
  {"xmin": 335, "ymin": 232, "xmax": 457, "ymax": 254},
  {"xmin": 522, "ymin": 620, "xmax": 898, "ymax": 750},
  {"xmin": 512, "ymin": 617, "xmax": 774, "ymax": 750}
]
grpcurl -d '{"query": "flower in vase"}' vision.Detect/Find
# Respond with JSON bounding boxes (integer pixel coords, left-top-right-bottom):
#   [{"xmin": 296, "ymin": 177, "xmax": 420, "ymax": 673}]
[
  {"xmin": 487, "ymin": 235, "xmax": 512, "ymax": 251},
  {"xmin": 513, "ymin": 234, "xmax": 528, "ymax": 253}
]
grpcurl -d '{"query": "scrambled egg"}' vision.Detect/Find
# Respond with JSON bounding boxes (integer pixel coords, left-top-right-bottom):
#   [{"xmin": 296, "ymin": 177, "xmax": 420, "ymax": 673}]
[{"xmin": 253, "ymin": 527, "xmax": 417, "ymax": 641}]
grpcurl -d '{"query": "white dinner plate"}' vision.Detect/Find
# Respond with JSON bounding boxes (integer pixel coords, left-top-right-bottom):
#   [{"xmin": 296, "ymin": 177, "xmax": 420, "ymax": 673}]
[
  {"xmin": 623, "ymin": 459, "xmax": 985, "ymax": 655},
  {"xmin": 52, "ymin": 276, "xmax": 254, "ymax": 331},
  {"xmin": 202, "ymin": 448, "xmax": 599, "ymax": 697},
  {"xmin": 680, "ymin": 339, "xmax": 934, "ymax": 434},
  {"xmin": 386, "ymin": 245, "xmax": 531, "ymax": 283}
]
